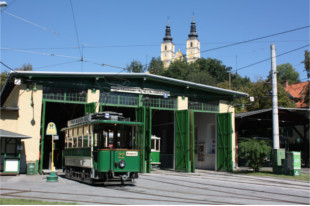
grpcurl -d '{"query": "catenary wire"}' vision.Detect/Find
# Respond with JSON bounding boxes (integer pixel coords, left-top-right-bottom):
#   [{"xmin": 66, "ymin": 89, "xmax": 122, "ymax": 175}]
[
  {"xmin": 69, "ymin": 0, "xmax": 82, "ymax": 58},
  {"xmin": 3, "ymin": 11, "xmax": 61, "ymax": 36},
  {"xmin": 231, "ymin": 44, "xmax": 309, "ymax": 73},
  {"xmin": 198, "ymin": 26, "xmax": 310, "ymax": 55}
]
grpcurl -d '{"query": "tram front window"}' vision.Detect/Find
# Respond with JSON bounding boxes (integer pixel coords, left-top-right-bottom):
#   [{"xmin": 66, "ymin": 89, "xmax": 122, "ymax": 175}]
[{"xmin": 93, "ymin": 124, "xmax": 133, "ymax": 149}]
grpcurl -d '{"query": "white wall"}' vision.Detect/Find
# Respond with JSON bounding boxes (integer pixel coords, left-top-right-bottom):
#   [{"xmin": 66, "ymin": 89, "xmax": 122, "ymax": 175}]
[{"xmin": 195, "ymin": 113, "xmax": 216, "ymax": 170}]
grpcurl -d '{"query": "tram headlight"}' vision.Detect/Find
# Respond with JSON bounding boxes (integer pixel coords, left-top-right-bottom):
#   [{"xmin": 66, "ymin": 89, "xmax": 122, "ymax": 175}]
[{"xmin": 119, "ymin": 160, "xmax": 126, "ymax": 169}]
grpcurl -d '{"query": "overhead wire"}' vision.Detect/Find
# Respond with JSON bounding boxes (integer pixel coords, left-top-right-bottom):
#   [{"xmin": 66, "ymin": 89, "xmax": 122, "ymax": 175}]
[
  {"xmin": 0, "ymin": 61, "xmax": 17, "ymax": 72},
  {"xmin": 198, "ymin": 26, "xmax": 310, "ymax": 55},
  {"xmin": 69, "ymin": 0, "xmax": 82, "ymax": 59},
  {"xmin": 231, "ymin": 44, "xmax": 310, "ymax": 73},
  {"xmin": 3, "ymin": 11, "xmax": 61, "ymax": 36}
]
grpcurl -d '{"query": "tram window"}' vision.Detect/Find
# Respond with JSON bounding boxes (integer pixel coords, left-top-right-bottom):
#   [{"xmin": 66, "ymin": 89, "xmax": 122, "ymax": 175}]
[
  {"xmin": 151, "ymin": 139, "xmax": 155, "ymax": 151},
  {"xmin": 73, "ymin": 136, "xmax": 77, "ymax": 148},
  {"xmin": 68, "ymin": 137, "xmax": 73, "ymax": 148},
  {"xmin": 103, "ymin": 131, "xmax": 108, "ymax": 148},
  {"xmin": 88, "ymin": 125, "xmax": 92, "ymax": 147},
  {"xmin": 78, "ymin": 136, "xmax": 82, "ymax": 147},
  {"xmin": 93, "ymin": 133, "xmax": 98, "ymax": 147},
  {"xmin": 108, "ymin": 132, "xmax": 114, "ymax": 148},
  {"xmin": 156, "ymin": 139, "xmax": 160, "ymax": 151}
]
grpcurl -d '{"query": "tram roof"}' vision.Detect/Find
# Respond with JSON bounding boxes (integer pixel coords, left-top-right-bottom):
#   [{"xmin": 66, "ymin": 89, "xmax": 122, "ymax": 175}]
[{"xmin": 61, "ymin": 119, "xmax": 144, "ymax": 130}]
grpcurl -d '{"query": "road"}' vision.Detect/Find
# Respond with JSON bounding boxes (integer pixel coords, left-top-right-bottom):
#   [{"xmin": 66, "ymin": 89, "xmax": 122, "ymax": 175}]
[{"xmin": 1, "ymin": 170, "xmax": 309, "ymax": 205}]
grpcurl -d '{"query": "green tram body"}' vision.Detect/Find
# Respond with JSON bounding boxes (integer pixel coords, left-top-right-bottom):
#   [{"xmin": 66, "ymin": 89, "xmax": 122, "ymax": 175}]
[
  {"xmin": 62, "ymin": 112, "xmax": 143, "ymax": 185},
  {"xmin": 150, "ymin": 135, "xmax": 161, "ymax": 169}
]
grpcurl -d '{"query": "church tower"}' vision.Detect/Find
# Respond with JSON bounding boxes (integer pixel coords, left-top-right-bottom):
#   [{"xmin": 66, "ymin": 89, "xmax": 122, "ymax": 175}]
[
  {"xmin": 186, "ymin": 16, "xmax": 200, "ymax": 63},
  {"xmin": 161, "ymin": 22, "xmax": 175, "ymax": 69}
]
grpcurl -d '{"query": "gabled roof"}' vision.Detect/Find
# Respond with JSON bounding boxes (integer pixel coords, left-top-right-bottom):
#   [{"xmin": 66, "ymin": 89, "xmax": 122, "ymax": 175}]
[
  {"xmin": 285, "ymin": 81, "xmax": 308, "ymax": 98},
  {"xmin": 285, "ymin": 81, "xmax": 309, "ymax": 108}
]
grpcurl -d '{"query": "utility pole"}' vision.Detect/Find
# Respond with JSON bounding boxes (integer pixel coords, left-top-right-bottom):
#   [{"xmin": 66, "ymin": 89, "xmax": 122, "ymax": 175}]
[{"xmin": 271, "ymin": 44, "xmax": 280, "ymax": 149}]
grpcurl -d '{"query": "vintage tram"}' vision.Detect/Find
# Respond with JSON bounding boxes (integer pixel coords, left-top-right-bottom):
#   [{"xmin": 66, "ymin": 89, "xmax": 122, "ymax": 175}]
[{"xmin": 61, "ymin": 111, "xmax": 143, "ymax": 184}]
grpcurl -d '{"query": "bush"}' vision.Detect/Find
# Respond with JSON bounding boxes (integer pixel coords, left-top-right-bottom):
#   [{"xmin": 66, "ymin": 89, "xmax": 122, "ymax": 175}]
[{"xmin": 238, "ymin": 138, "xmax": 271, "ymax": 172}]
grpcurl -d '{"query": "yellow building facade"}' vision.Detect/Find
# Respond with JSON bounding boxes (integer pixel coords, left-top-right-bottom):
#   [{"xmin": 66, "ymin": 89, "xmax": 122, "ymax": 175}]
[{"xmin": 161, "ymin": 18, "xmax": 201, "ymax": 68}]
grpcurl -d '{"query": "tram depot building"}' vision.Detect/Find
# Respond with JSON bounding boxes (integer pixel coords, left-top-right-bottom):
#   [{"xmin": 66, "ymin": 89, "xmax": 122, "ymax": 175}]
[{"xmin": 0, "ymin": 71, "xmax": 248, "ymax": 174}]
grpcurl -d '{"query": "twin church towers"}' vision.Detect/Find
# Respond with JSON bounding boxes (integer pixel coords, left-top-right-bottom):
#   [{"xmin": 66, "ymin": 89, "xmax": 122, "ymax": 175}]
[{"xmin": 161, "ymin": 17, "xmax": 201, "ymax": 68}]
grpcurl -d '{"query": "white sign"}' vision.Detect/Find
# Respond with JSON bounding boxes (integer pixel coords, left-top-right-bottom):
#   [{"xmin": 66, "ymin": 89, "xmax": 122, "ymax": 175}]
[
  {"xmin": 5, "ymin": 159, "xmax": 19, "ymax": 172},
  {"xmin": 111, "ymin": 86, "xmax": 170, "ymax": 96},
  {"xmin": 46, "ymin": 122, "xmax": 57, "ymax": 135},
  {"xmin": 14, "ymin": 78, "xmax": 21, "ymax": 85},
  {"xmin": 53, "ymin": 135, "xmax": 59, "ymax": 140},
  {"xmin": 126, "ymin": 151, "xmax": 138, "ymax": 157}
]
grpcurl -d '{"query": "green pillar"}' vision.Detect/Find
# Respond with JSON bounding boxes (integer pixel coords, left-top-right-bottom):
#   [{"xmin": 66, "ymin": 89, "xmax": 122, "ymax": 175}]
[{"xmin": 40, "ymin": 101, "xmax": 46, "ymax": 174}]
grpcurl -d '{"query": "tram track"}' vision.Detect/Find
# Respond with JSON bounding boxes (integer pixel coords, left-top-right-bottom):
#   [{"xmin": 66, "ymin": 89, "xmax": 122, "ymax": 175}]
[
  {"xmin": 152, "ymin": 170, "xmax": 310, "ymax": 190},
  {"xmin": 140, "ymin": 175, "xmax": 309, "ymax": 204},
  {"xmin": 0, "ymin": 187, "xmax": 206, "ymax": 205}
]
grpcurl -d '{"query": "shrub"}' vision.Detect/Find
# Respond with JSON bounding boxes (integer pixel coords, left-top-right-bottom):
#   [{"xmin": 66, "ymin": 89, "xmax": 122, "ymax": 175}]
[{"xmin": 238, "ymin": 138, "xmax": 271, "ymax": 172}]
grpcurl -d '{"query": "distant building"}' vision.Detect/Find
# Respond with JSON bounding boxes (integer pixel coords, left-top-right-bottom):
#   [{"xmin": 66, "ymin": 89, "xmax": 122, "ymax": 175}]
[
  {"xmin": 285, "ymin": 81, "xmax": 309, "ymax": 108},
  {"xmin": 161, "ymin": 17, "xmax": 200, "ymax": 69}
]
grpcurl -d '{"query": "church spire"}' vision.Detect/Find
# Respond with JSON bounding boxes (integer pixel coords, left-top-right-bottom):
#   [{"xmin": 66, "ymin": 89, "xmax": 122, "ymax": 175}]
[
  {"xmin": 163, "ymin": 18, "xmax": 173, "ymax": 42},
  {"xmin": 188, "ymin": 15, "xmax": 198, "ymax": 39}
]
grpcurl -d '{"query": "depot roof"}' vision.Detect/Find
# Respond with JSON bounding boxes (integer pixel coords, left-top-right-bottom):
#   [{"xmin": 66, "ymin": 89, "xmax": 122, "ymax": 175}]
[{"xmin": 1, "ymin": 71, "xmax": 248, "ymax": 106}]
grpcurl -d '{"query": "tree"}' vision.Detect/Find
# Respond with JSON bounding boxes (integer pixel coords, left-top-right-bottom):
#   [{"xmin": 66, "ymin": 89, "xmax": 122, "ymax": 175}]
[
  {"xmin": 246, "ymin": 79, "xmax": 295, "ymax": 111},
  {"xmin": 238, "ymin": 138, "xmax": 271, "ymax": 172},
  {"xmin": 0, "ymin": 70, "xmax": 8, "ymax": 90},
  {"xmin": 267, "ymin": 63, "xmax": 300, "ymax": 85},
  {"xmin": 161, "ymin": 59, "xmax": 189, "ymax": 80},
  {"xmin": 195, "ymin": 58, "xmax": 232, "ymax": 83},
  {"xmin": 125, "ymin": 60, "xmax": 146, "ymax": 73},
  {"xmin": 16, "ymin": 63, "xmax": 33, "ymax": 71},
  {"xmin": 148, "ymin": 57, "xmax": 164, "ymax": 75},
  {"xmin": 304, "ymin": 50, "xmax": 310, "ymax": 78}
]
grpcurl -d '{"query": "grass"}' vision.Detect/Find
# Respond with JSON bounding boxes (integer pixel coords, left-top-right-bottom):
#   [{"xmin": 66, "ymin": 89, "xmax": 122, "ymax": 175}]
[
  {"xmin": 0, "ymin": 198, "xmax": 78, "ymax": 205},
  {"xmin": 234, "ymin": 170, "xmax": 310, "ymax": 181}
]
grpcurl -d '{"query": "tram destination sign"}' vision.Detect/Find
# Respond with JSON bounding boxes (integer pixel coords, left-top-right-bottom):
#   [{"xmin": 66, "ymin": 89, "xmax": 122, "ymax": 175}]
[
  {"xmin": 111, "ymin": 86, "xmax": 170, "ymax": 97},
  {"xmin": 68, "ymin": 115, "xmax": 91, "ymax": 127}
]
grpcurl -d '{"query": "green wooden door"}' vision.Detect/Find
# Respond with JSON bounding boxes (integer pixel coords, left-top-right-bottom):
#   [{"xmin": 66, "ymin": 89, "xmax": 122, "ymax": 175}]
[
  {"xmin": 217, "ymin": 113, "xmax": 233, "ymax": 172},
  {"xmin": 175, "ymin": 110, "xmax": 191, "ymax": 172},
  {"xmin": 135, "ymin": 107, "xmax": 146, "ymax": 173},
  {"xmin": 135, "ymin": 107, "xmax": 151, "ymax": 173}
]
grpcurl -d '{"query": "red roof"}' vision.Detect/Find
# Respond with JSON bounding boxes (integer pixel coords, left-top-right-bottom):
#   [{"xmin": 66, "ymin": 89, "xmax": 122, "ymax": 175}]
[{"xmin": 285, "ymin": 81, "xmax": 309, "ymax": 108}]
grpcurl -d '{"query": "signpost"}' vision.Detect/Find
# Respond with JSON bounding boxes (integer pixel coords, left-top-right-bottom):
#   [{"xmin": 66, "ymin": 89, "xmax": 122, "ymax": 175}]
[{"xmin": 46, "ymin": 122, "xmax": 58, "ymax": 182}]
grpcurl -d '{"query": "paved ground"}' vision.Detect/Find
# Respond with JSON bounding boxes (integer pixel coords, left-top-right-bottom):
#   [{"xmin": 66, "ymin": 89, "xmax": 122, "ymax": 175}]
[{"xmin": 1, "ymin": 170, "xmax": 309, "ymax": 205}]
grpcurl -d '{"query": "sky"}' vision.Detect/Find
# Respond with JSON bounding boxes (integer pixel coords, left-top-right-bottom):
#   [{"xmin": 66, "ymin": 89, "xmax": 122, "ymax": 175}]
[{"xmin": 1, "ymin": 0, "xmax": 309, "ymax": 82}]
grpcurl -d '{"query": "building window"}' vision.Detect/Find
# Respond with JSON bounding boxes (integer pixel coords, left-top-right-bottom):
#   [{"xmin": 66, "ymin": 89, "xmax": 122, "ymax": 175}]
[
  {"xmin": 188, "ymin": 100, "xmax": 219, "ymax": 112},
  {"xmin": 165, "ymin": 45, "xmax": 167, "ymax": 50},
  {"xmin": 43, "ymin": 87, "xmax": 87, "ymax": 102},
  {"xmin": 100, "ymin": 92, "xmax": 139, "ymax": 107},
  {"xmin": 143, "ymin": 96, "xmax": 177, "ymax": 109},
  {"xmin": 190, "ymin": 42, "xmax": 193, "ymax": 47}
]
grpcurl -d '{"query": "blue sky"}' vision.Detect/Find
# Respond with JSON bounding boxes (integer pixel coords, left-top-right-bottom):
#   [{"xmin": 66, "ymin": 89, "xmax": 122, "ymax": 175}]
[{"xmin": 1, "ymin": 0, "xmax": 309, "ymax": 82}]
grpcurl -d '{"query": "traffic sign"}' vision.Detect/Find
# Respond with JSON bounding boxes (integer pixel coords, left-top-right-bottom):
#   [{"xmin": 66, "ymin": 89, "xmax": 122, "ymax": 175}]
[{"xmin": 46, "ymin": 122, "xmax": 57, "ymax": 135}]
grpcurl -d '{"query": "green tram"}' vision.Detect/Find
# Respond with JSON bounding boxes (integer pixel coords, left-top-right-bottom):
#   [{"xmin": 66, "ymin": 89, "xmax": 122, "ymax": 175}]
[{"xmin": 61, "ymin": 112, "xmax": 143, "ymax": 185}]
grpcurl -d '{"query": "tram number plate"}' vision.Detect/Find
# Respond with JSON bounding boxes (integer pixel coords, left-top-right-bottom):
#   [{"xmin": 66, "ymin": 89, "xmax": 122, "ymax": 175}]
[{"xmin": 126, "ymin": 151, "xmax": 138, "ymax": 157}]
